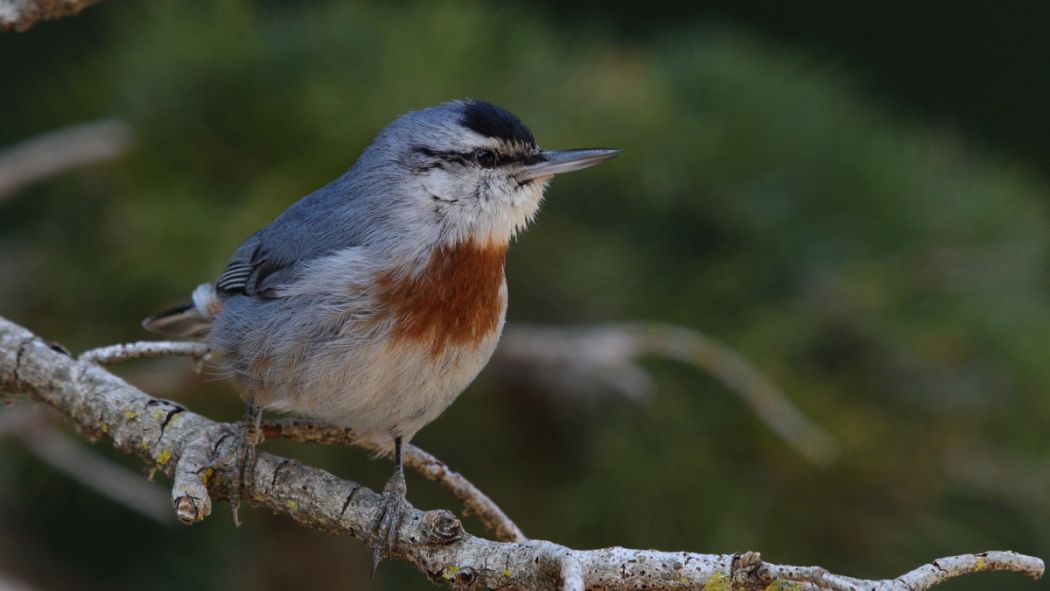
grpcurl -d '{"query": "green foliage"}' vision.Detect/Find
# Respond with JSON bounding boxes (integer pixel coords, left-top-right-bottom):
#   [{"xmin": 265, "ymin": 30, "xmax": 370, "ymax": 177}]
[{"xmin": 1, "ymin": 1, "xmax": 1048, "ymax": 589}]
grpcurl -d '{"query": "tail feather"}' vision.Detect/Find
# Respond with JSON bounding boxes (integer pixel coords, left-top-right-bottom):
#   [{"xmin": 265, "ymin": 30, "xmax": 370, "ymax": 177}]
[
  {"xmin": 142, "ymin": 283, "xmax": 220, "ymax": 339},
  {"xmin": 142, "ymin": 304, "xmax": 212, "ymax": 339}
]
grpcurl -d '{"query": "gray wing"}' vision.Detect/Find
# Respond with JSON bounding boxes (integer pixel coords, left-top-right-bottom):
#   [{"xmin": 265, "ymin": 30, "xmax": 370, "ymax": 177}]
[
  {"xmin": 215, "ymin": 180, "xmax": 364, "ymax": 298},
  {"xmin": 215, "ymin": 235, "xmax": 299, "ymax": 298}
]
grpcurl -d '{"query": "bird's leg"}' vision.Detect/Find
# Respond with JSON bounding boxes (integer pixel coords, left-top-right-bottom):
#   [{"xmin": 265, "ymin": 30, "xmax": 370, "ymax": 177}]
[
  {"xmin": 368, "ymin": 436, "xmax": 409, "ymax": 574},
  {"xmin": 227, "ymin": 400, "xmax": 263, "ymax": 527}
]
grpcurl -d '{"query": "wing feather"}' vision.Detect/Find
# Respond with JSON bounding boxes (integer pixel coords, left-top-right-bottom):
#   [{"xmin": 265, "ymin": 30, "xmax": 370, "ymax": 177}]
[{"xmin": 213, "ymin": 180, "xmax": 367, "ymax": 299}]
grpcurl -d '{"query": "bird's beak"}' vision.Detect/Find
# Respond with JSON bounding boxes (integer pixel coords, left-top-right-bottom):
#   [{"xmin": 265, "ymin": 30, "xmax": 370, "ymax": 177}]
[{"xmin": 516, "ymin": 148, "xmax": 621, "ymax": 182}]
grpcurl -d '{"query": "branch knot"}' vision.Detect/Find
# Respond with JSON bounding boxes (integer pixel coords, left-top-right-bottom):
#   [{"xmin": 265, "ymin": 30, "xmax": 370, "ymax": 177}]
[
  {"xmin": 731, "ymin": 551, "xmax": 773, "ymax": 587},
  {"xmin": 424, "ymin": 509, "xmax": 465, "ymax": 544}
]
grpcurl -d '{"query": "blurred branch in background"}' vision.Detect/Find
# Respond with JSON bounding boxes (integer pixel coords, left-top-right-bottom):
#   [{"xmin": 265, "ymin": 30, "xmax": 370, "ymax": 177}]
[
  {"xmin": 0, "ymin": 405, "xmax": 171, "ymax": 525},
  {"xmin": 0, "ymin": 119, "xmax": 133, "ymax": 199},
  {"xmin": 495, "ymin": 323, "xmax": 839, "ymax": 465},
  {"xmin": 0, "ymin": 0, "xmax": 104, "ymax": 32},
  {"xmin": 0, "ymin": 569, "xmax": 35, "ymax": 591},
  {"xmin": 1, "ymin": 315, "xmax": 1044, "ymax": 591},
  {"xmin": 944, "ymin": 444, "xmax": 1050, "ymax": 517}
]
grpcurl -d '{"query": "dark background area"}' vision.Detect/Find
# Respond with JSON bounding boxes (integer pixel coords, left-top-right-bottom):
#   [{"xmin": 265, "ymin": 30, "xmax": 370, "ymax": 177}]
[
  {"xmin": 542, "ymin": 0, "xmax": 1050, "ymax": 169},
  {"xmin": 5, "ymin": 2, "xmax": 1050, "ymax": 168}
]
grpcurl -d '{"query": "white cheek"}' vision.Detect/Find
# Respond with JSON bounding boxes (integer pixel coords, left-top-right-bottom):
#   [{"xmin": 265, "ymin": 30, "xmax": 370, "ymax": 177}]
[
  {"xmin": 421, "ymin": 169, "xmax": 469, "ymax": 202},
  {"xmin": 476, "ymin": 178, "xmax": 548, "ymax": 243},
  {"xmin": 512, "ymin": 179, "xmax": 547, "ymax": 210},
  {"xmin": 426, "ymin": 170, "xmax": 550, "ymax": 246}
]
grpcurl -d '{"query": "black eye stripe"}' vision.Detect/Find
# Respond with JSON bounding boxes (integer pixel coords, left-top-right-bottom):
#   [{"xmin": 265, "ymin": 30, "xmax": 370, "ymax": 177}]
[
  {"xmin": 522, "ymin": 153, "xmax": 547, "ymax": 165},
  {"xmin": 412, "ymin": 146, "xmax": 538, "ymax": 167},
  {"xmin": 413, "ymin": 146, "xmax": 468, "ymax": 165}
]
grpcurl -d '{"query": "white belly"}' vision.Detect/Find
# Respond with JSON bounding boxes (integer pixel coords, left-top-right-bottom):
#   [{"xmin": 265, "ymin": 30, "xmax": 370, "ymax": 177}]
[{"xmin": 264, "ymin": 322, "xmax": 503, "ymax": 439}]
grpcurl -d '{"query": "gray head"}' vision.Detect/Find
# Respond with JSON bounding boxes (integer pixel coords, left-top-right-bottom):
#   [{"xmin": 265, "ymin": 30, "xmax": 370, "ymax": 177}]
[{"xmin": 350, "ymin": 100, "xmax": 619, "ymax": 248}]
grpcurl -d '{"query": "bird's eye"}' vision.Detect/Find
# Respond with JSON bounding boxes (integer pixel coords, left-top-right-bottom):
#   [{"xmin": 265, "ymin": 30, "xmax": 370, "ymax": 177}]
[{"xmin": 472, "ymin": 149, "xmax": 498, "ymax": 168}]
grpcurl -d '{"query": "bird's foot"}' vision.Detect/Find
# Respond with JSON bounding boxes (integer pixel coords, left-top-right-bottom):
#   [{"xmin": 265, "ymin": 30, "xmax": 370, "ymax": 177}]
[
  {"xmin": 367, "ymin": 472, "xmax": 409, "ymax": 575},
  {"xmin": 224, "ymin": 405, "xmax": 263, "ymax": 527}
]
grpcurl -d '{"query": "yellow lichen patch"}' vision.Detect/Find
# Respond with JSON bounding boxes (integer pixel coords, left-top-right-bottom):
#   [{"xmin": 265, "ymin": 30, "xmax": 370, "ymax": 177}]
[
  {"xmin": 502, "ymin": 569, "xmax": 512, "ymax": 578},
  {"xmin": 286, "ymin": 500, "xmax": 299, "ymax": 512},
  {"xmin": 201, "ymin": 468, "xmax": 215, "ymax": 485},
  {"xmin": 441, "ymin": 565, "xmax": 460, "ymax": 581},
  {"xmin": 155, "ymin": 449, "xmax": 172, "ymax": 465},
  {"xmin": 98, "ymin": 422, "xmax": 109, "ymax": 434},
  {"xmin": 703, "ymin": 572, "xmax": 730, "ymax": 591},
  {"xmin": 139, "ymin": 436, "xmax": 151, "ymax": 450},
  {"xmin": 974, "ymin": 557, "xmax": 987, "ymax": 571},
  {"xmin": 123, "ymin": 410, "xmax": 140, "ymax": 420},
  {"xmin": 152, "ymin": 410, "xmax": 164, "ymax": 420}
]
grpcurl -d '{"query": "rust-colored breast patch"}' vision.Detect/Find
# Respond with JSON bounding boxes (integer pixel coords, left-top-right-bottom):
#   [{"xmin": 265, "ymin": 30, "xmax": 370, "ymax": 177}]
[{"xmin": 376, "ymin": 241, "xmax": 507, "ymax": 357}]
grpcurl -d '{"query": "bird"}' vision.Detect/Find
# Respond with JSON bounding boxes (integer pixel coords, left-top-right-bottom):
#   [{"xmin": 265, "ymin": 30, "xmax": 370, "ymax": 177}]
[{"xmin": 142, "ymin": 99, "xmax": 619, "ymax": 567}]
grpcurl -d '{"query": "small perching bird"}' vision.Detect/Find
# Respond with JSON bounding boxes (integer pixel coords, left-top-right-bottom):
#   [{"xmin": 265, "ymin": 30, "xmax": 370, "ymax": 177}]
[{"xmin": 143, "ymin": 99, "xmax": 619, "ymax": 566}]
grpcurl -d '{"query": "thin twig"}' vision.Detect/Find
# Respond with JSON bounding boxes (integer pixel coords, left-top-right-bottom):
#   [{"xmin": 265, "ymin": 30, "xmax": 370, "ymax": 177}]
[
  {"xmin": 80, "ymin": 341, "xmax": 209, "ymax": 366},
  {"xmin": 261, "ymin": 419, "xmax": 526, "ymax": 542}
]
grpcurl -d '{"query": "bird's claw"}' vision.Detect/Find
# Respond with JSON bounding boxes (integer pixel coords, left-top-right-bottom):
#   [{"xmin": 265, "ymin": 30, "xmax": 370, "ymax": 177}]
[
  {"xmin": 224, "ymin": 405, "xmax": 263, "ymax": 527},
  {"xmin": 368, "ymin": 476, "xmax": 408, "ymax": 575}
]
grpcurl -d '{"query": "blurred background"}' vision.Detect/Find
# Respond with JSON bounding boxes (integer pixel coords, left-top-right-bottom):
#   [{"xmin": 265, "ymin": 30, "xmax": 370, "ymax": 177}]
[{"xmin": 1, "ymin": 1, "xmax": 1049, "ymax": 589}]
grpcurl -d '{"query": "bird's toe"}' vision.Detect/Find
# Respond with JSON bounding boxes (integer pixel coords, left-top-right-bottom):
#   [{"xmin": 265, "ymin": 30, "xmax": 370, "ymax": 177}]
[{"xmin": 368, "ymin": 485, "xmax": 409, "ymax": 575}]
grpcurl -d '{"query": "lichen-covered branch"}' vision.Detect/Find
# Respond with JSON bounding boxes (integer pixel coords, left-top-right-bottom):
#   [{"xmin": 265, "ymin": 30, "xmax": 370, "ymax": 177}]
[
  {"xmin": 0, "ymin": 315, "xmax": 1043, "ymax": 590},
  {"xmin": 0, "ymin": 0, "xmax": 105, "ymax": 32}
]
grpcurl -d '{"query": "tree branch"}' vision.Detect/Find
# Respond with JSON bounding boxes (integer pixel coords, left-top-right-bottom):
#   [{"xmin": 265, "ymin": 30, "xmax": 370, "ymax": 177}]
[
  {"xmin": 0, "ymin": 0, "xmax": 105, "ymax": 32},
  {"xmin": 0, "ymin": 314, "xmax": 1042, "ymax": 590}
]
